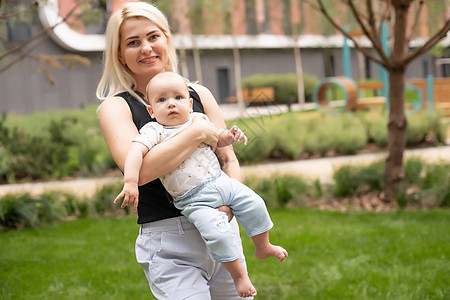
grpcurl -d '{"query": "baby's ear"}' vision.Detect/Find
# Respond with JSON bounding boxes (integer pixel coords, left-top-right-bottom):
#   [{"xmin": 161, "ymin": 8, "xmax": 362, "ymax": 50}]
[
  {"xmin": 189, "ymin": 98, "xmax": 193, "ymax": 113},
  {"xmin": 147, "ymin": 105, "xmax": 155, "ymax": 118}
]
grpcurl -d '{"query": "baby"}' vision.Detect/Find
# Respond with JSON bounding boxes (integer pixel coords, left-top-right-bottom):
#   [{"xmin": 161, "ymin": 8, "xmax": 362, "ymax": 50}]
[{"xmin": 115, "ymin": 72, "xmax": 288, "ymax": 297}]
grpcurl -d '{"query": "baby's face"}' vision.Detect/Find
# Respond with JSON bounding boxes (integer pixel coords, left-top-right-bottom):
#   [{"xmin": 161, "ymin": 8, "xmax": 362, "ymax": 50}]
[{"xmin": 147, "ymin": 73, "xmax": 192, "ymax": 126}]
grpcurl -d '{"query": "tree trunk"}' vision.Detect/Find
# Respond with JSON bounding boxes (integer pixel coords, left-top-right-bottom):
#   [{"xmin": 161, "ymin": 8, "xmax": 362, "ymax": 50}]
[
  {"xmin": 384, "ymin": 68, "xmax": 407, "ymax": 200},
  {"xmin": 383, "ymin": 0, "xmax": 412, "ymax": 201}
]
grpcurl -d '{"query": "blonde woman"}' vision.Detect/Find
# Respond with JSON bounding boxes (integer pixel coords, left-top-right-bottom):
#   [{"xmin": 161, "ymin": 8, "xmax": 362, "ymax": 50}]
[{"xmin": 96, "ymin": 2, "xmax": 252, "ymax": 299}]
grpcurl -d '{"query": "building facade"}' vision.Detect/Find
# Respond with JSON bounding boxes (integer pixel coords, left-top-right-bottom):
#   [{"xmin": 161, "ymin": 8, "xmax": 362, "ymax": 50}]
[{"xmin": 0, "ymin": 0, "xmax": 448, "ymax": 114}]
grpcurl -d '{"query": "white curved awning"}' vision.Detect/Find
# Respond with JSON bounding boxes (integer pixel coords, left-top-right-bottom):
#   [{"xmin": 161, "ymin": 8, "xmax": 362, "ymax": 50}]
[
  {"xmin": 38, "ymin": 0, "xmax": 449, "ymax": 53},
  {"xmin": 38, "ymin": 0, "xmax": 105, "ymax": 52}
]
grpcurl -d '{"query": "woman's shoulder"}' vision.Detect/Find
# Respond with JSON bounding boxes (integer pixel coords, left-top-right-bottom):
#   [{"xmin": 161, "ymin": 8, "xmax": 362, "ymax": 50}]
[
  {"xmin": 189, "ymin": 83, "xmax": 213, "ymax": 98},
  {"xmin": 189, "ymin": 83, "xmax": 217, "ymax": 108},
  {"xmin": 99, "ymin": 95, "xmax": 127, "ymax": 110}
]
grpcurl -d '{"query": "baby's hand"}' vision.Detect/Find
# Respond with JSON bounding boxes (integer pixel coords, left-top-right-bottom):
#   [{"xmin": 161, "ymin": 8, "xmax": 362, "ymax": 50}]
[
  {"xmin": 114, "ymin": 182, "xmax": 139, "ymax": 212},
  {"xmin": 229, "ymin": 125, "xmax": 248, "ymax": 145},
  {"xmin": 217, "ymin": 125, "xmax": 248, "ymax": 148}
]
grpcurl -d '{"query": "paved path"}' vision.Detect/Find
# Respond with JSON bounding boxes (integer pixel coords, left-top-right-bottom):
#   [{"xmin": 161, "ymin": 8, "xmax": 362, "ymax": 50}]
[
  {"xmin": 219, "ymin": 102, "xmax": 317, "ymax": 121},
  {"xmin": 241, "ymin": 146, "xmax": 450, "ymax": 182},
  {"xmin": 1, "ymin": 146, "xmax": 449, "ymax": 198}
]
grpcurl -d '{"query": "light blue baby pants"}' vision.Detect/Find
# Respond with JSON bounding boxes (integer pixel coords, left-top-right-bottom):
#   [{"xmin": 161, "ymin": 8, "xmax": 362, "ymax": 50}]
[{"xmin": 174, "ymin": 171, "xmax": 274, "ymax": 262}]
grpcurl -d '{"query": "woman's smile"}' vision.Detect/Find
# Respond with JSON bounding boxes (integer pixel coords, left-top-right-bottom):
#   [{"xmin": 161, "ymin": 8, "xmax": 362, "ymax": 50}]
[{"xmin": 140, "ymin": 56, "xmax": 158, "ymax": 64}]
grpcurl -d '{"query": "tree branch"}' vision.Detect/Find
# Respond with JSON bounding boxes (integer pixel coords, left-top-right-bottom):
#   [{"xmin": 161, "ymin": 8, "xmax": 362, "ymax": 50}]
[
  {"xmin": 314, "ymin": 0, "xmax": 388, "ymax": 68},
  {"xmin": 378, "ymin": 0, "xmax": 392, "ymax": 25},
  {"xmin": 406, "ymin": 0, "xmax": 424, "ymax": 42},
  {"xmin": 0, "ymin": 26, "xmax": 50, "ymax": 61},
  {"xmin": 0, "ymin": 35, "xmax": 49, "ymax": 73},
  {"xmin": 0, "ymin": 1, "xmax": 38, "ymax": 20},
  {"xmin": 0, "ymin": 1, "xmax": 81, "ymax": 71},
  {"xmin": 404, "ymin": 18, "xmax": 450, "ymax": 65},
  {"xmin": 366, "ymin": 0, "xmax": 381, "ymax": 46},
  {"xmin": 346, "ymin": 0, "xmax": 390, "ymax": 64}
]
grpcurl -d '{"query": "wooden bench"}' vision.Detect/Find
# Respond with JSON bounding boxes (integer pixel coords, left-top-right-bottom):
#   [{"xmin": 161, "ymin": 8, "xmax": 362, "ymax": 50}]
[
  {"xmin": 432, "ymin": 78, "xmax": 450, "ymax": 116},
  {"xmin": 225, "ymin": 87, "xmax": 275, "ymax": 104},
  {"xmin": 354, "ymin": 82, "xmax": 386, "ymax": 110},
  {"xmin": 407, "ymin": 78, "xmax": 450, "ymax": 115},
  {"xmin": 356, "ymin": 96, "xmax": 386, "ymax": 110},
  {"xmin": 357, "ymin": 81, "xmax": 384, "ymax": 97}
]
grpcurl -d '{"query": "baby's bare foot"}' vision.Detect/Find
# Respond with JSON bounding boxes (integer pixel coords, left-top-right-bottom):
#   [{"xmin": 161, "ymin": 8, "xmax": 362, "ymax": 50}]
[
  {"xmin": 255, "ymin": 244, "xmax": 288, "ymax": 262},
  {"xmin": 233, "ymin": 274, "xmax": 257, "ymax": 298}
]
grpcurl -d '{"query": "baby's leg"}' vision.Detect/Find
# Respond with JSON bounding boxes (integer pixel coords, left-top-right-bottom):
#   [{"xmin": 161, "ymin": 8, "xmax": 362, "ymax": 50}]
[
  {"xmin": 252, "ymin": 231, "xmax": 288, "ymax": 262},
  {"xmin": 222, "ymin": 259, "xmax": 257, "ymax": 298}
]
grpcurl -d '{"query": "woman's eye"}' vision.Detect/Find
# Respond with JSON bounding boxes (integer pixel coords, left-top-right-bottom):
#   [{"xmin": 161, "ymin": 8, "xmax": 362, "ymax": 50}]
[
  {"xmin": 127, "ymin": 40, "xmax": 139, "ymax": 47},
  {"xmin": 149, "ymin": 34, "xmax": 158, "ymax": 41}
]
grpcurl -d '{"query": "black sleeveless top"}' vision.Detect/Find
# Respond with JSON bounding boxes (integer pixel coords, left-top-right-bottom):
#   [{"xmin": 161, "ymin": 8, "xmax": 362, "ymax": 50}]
[{"xmin": 117, "ymin": 87, "xmax": 205, "ymax": 224}]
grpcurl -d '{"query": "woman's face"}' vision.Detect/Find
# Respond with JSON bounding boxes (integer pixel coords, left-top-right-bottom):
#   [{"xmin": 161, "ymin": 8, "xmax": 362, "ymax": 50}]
[{"xmin": 118, "ymin": 17, "xmax": 168, "ymax": 82}]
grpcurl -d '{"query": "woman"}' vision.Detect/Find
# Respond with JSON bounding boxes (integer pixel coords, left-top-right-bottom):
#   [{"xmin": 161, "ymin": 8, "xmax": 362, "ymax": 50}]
[{"xmin": 96, "ymin": 2, "xmax": 252, "ymax": 299}]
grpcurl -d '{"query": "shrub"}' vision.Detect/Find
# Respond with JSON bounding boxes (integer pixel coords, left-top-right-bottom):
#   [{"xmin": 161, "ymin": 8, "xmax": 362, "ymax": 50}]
[
  {"xmin": 244, "ymin": 175, "xmax": 310, "ymax": 207},
  {"xmin": 241, "ymin": 73, "xmax": 319, "ymax": 103},
  {"xmin": 404, "ymin": 158, "xmax": 425, "ymax": 184},
  {"xmin": 406, "ymin": 112, "xmax": 441, "ymax": 146},
  {"xmin": 274, "ymin": 176, "xmax": 309, "ymax": 207},
  {"xmin": 0, "ymin": 194, "xmax": 40, "ymax": 231},
  {"xmin": 359, "ymin": 111, "xmax": 388, "ymax": 146},
  {"xmin": 0, "ymin": 193, "xmax": 66, "ymax": 231},
  {"xmin": 92, "ymin": 183, "xmax": 128, "ymax": 216},
  {"xmin": 333, "ymin": 160, "xmax": 384, "ymax": 197},
  {"xmin": 1, "ymin": 104, "xmax": 446, "ymax": 181},
  {"xmin": 423, "ymin": 163, "xmax": 448, "ymax": 189},
  {"xmin": 273, "ymin": 113, "xmax": 306, "ymax": 160},
  {"xmin": 233, "ymin": 116, "xmax": 279, "ymax": 163},
  {"xmin": 302, "ymin": 114, "xmax": 367, "ymax": 155},
  {"xmin": 1, "ymin": 106, "xmax": 115, "ymax": 183}
]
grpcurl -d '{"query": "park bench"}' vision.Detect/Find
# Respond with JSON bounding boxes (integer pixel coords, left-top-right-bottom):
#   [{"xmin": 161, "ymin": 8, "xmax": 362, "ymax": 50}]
[
  {"xmin": 357, "ymin": 81, "xmax": 385, "ymax": 95},
  {"xmin": 406, "ymin": 78, "xmax": 450, "ymax": 115},
  {"xmin": 356, "ymin": 81, "xmax": 386, "ymax": 110},
  {"xmin": 225, "ymin": 87, "xmax": 275, "ymax": 105},
  {"xmin": 356, "ymin": 96, "xmax": 386, "ymax": 110}
]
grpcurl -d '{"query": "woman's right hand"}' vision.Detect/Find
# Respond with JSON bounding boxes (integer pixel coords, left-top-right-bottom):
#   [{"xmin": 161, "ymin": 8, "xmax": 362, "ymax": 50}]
[{"xmin": 191, "ymin": 114, "xmax": 219, "ymax": 151}]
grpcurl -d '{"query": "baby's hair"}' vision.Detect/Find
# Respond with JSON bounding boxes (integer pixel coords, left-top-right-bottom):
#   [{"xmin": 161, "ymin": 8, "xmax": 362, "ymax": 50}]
[{"xmin": 146, "ymin": 72, "xmax": 189, "ymax": 103}]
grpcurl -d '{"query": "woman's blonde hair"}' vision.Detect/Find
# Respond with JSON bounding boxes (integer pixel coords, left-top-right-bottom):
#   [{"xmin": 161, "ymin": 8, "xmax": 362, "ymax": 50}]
[{"xmin": 96, "ymin": 2, "xmax": 178, "ymax": 104}]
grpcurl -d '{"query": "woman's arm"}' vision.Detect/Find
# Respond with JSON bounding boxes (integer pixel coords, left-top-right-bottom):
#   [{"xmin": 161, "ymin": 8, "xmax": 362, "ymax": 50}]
[
  {"xmin": 98, "ymin": 96, "xmax": 219, "ymax": 185},
  {"xmin": 191, "ymin": 84, "xmax": 243, "ymax": 182}
]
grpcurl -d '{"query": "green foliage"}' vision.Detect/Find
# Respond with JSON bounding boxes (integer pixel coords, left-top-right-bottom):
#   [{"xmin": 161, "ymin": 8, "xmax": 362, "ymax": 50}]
[
  {"xmin": 1, "ymin": 209, "xmax": 449, "ymax": 299},
  {"xmin": 0, "ymin": 194, "xmax": 40, "ymax": 230},
  {"xmin": 241, "ymin": 73, "xmax": 319, "ymax": 103},
  {"xmin": 332, "ymin": 157, "xmax": 450, "ymax": 208},
  {"xmin": 358, "ymin": 110, "xmax": 443, "ymax": 148},
  {"xmin": 404, "ymin": 157, "xmax": 424, "ymax": 184},
  {"xmin": 1, "ymin": 105, "xmax": 115, "ymax": 183},
  {"xmin": 246, "ymin": 175, "xmax": 310, "ymax": 207},
  {"xmin": 233, "ymin": 111, "xmax": 370, "ymax": 163},
  {"xmin": 1, "ymin": 157, "xmax": 449, "ymax": 232},
  {"xmin": 357, "ymin": 109, "xmax": 389, "ymax": 146},
  {"xmin": 0, "ymin": 104, "xmax": 446, "ymax": 182},
  {"xmin": 92, "ymin": 183, "xmax": 128, "ymax": 216},
  {"xmin": 0, "ymin": 193, "xmax": 66, "ymax": 231},
  {"xmin": 274, "ymin": 176, "xmax": 309, "ymax": 207},
  {"xmin": 0, "ymin": 182, "xmax": 126, "ymax": 231},
  {"xmin": 333, "ymin": 160, "xmax": 385, "ymax": 197},
  {"xmin": 407, "ymin": 112, "xmax": 441, "ymax": 145}
]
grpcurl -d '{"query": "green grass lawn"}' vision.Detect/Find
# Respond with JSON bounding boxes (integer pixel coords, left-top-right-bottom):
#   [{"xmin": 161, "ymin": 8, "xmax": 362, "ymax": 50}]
[{"xmin": 1, "ymin": 208, "xmax": 449, "ymax": 299}]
